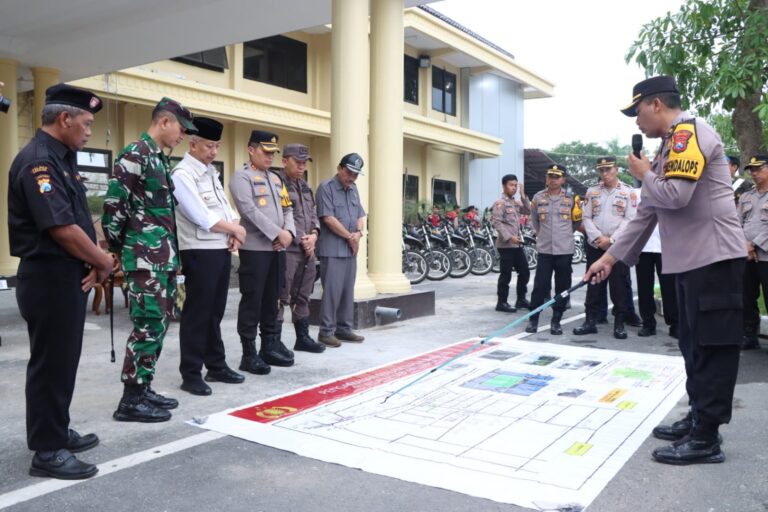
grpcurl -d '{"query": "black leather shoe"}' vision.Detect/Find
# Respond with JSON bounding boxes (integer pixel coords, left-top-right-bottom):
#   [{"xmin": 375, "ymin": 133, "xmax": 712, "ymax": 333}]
[
  {"xmin": 66, "ymin": 429, "xmax": 99, "ymax": 454},
  {"xmin": 613, "ymin": 320, "xmax": 628, "ymax": 340},
  {"xmin": 573, "ymin": 319, "xmax": 597, "ymax": 336},
  {"xmin": 652, "ymin": 413, "xmax": 693, "ymax": 441},
  {"xmin": 113, "ymin": 396, "xmax": 171, "ymax": 423},
  {"xmin": 550, "ymin": 311, "xmax": 563, "ymax": 335},
  {"xmin": 240, "ymin": 354, "xmax": 271, "ymax": 375},
  {"xmin": 181, "ymin": 379, "xmax": 212, "ymax": 396},
  {"xmin": 30, "ymin": 449, "xmax": 98, "ymax": 480},
  {"xmin": 144, "ymin": 386, "xmax": 178, "ymax": 410},
  {"xmin": 495, "ymin": 302, "xmax": 516, "ymax": 313},
  {"xmin": 524, "ymin": 318, "xmax": 538, "ymax": 334},
  {"xmin": 638, "ymin": 326, "xmax": 656, "ymax": 337},
  {"xmin": 205, "ymin": 367, "xmax": 245, "ymax": 384},
  {"xmin": 624, "ymin": 313, "xmax": 643, "ymax": 327},
  {"xmin": 514, "ymin": 299, "xmax": 531, "ymax": 311},
  {"xmin": 668, "ymin": 325, "xmax": 679, "ymax": 339},
  {"xmin": 652, "ymin": 438, "xmax": 725, "ymax": 465}
]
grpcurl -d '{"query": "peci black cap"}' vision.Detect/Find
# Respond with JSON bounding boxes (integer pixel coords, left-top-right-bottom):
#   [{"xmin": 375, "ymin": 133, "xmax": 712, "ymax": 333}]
[
  {"xmin": 339, "ymin": 152, "xmax": 364, "ymax": 175},
  {"xmin": 727, "ymin": 155, "xmax": 740, "ymax": 168},
  {"xmin": 546, "ymin": 164, "xmax": 567, "ymax": 177},
  {"xmin": 192, "ymin": 116, "xmax": 223, "ymax": 142},
  {"xmin": 154, "ymin": 97, "xmax": 197, "ymax": 134},
  {"xmin": 45, "ymin": 84, "xmax": 103, "ymax": 114},
  {"xmin": 249, "ymin": 130, "xmax": 280, "ymax": 152},
  {"xmin": 621, "ymin": 75, "xmax": 679, "ymax": 117},
  {"xmin": 744, "ymin": 155, "xmax": 768, "ymax": 170},
  {"xmin": 596, "ymin": 156, "xmax": 617, "ymax": 169}
]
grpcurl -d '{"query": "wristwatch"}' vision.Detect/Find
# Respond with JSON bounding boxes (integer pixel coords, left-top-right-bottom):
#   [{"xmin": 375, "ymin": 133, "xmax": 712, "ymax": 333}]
[{"xmin": 609, "ymin": 236, "xmax": 615, "ymax": 244}]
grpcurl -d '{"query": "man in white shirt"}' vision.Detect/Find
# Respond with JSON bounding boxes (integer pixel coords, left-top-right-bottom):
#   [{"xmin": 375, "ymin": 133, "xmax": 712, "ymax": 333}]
[{"xmin": 172, "ymin": 117, "xmax": 246, "ymax": 396}]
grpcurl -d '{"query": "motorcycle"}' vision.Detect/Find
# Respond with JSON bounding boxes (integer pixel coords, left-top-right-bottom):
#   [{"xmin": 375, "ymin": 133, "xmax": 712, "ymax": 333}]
[{"xmin": 402, "ymin": 223, "xmax": 451, "ymax": 281}]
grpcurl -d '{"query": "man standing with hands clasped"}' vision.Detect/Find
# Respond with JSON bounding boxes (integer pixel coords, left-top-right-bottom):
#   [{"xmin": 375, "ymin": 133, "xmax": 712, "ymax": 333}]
[
  {"xmin": 585, "ymin": 75, "xmax": 746, "ymax": 465},
  {"xmin": 315, "ymin": 153, "xmax": 367, "ymax": 348}
]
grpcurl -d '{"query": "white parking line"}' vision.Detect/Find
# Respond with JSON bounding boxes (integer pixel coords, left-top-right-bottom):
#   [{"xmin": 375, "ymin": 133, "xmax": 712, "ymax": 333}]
[{"xmin": 0, "ymin": 431, "xmax": 225, "ymax": 510}]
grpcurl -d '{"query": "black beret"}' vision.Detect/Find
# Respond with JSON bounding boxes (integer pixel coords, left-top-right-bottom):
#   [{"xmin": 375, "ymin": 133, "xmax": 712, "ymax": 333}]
[
  {"xmin": 621, "ymin": 75, "xmax": 679, "ymax": 117},
  {"xmin": 192, "ymin": 116, "xmax": 223, "ymax": 142},
  {"xmin": 249, "ymin": 130, "xmax": 279, "ymax": 152},
  {"xmin": 45, "ymin": 84, "xmax": 103, "ymax": 114}
]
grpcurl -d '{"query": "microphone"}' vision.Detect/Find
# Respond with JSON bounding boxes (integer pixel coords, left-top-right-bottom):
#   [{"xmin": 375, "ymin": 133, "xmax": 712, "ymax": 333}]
[{"xmin": 632, "ymin": 134, "xmax": 643, "ymax": 158}]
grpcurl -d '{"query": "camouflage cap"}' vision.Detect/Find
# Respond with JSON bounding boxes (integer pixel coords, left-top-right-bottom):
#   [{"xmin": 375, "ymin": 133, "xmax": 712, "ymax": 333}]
[
  {"xmin": 154, "ymin": 97, "xmax": 197, "ymax": 134},
  {"xmin": 283, "ymin": 143, "xmax": 312, "ymax": 162}
]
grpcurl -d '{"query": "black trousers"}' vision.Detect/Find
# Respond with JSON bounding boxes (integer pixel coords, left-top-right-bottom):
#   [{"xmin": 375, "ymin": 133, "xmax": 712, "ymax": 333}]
[
  {"xmin": 743, "ymin": 260, "xmax": 768, "ymax": 335},
  {"xmin": 497, "ymin": 247, "xmax": 530, "ymax": 304},
  {"xmin": 676, "ymin": 258, "xmax": 744, "ymax": 427},
  {"xmin": 636, "ymin": 252, "xmax": 678, "ymax": 329},
  {"xmin": 237, "ymin": 250, "xmax": 285, "ymax": 341},
  {"xmin": 16, "ymin": 258, "xmax": 88, "ymax": 451},
  {"xmin": 179, "ymin": 249, "xmax": 231, "ymax": 380},
  {"xmin": 585, "ymin": 245, "xmax": 630, "ymax": 318},
  {"xmin": 529, "ymin": 253, "xmax": 572, "ymax": 319}
]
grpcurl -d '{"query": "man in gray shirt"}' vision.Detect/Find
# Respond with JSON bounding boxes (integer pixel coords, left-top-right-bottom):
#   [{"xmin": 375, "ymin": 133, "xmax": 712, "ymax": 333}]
[
  {"xmin": 586, "ymin": 75, "xmax": 746, "ymax": 465},
  {"xmin": 737, "ymin": 155, "xmax": 768, "ymax": 350},
  {"xmin": 316, "ymin": 153, "xmax": 367, "ymax": 347},
  {"xmin": 524, "ymin": 164, "xmax": 581, "ymax": 335},
  {"xmin": 229, "ymin": 130, "xmax": 296, "ymax": 373}
]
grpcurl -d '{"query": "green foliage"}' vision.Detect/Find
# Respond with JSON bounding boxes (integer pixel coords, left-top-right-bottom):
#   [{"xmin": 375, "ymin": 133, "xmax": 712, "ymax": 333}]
[
  {"xmin": 627, "ymin": 0, "xmax": 768, "ymax": 120},
  {"xmin": 546, "ymin": 138, "xmax": 636, "ymax": 187}
]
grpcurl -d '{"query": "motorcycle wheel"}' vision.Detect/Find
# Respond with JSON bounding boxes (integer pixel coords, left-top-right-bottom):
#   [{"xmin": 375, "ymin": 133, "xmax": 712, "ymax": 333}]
[
  {"xmin": 403, "ymin": 250, "xmax": 428, "ymax": 285},
  {"xmin": 572, "ymin": 243, "xmax": 584, "ymax": 265},
  {"xmin": 425, "ymin": 249, "xmax": 452, "ymax": 281},
  {"xmin": 469, "ymin": 247, "xmax": 494, "ymax": 275},
  {"xmin": 448, "ymin": 248, "xmax": 472, "ymax": 278}
]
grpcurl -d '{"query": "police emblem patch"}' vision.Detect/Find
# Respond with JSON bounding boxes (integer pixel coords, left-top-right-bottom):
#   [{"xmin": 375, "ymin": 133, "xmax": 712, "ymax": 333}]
[
  {"xmin": 672, "ymin": 130, "xmax": 693, "ymax": 153},
  {"xmin": 36, "ymin": 175, "xmax": 53, "ymax": 195}
]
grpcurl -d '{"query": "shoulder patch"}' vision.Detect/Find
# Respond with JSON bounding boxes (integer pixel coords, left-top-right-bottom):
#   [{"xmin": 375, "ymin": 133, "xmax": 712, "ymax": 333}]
[
  {"xmin": 30, "ymin": 165, "xmax": 49, "ymax": 175},
  {"xmin": 664, "ymin": 122, "xmax": 705, "ymax": 181},
  {"xmin": 36, "ymin": 174, "xmax": 54, "ymax": 195}
]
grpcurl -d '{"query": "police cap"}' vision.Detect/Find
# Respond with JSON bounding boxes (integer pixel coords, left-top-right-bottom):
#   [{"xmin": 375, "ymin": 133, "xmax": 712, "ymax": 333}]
[
  {"xmin": 546, "ymin": 164, "xmax": 567, "ymax": 177},
  {"xmin": 596, "ymin": 156, "xmax": 617, "ymax": 169},
  {"xmin": 745, "ymin": 155, "xmax": 768, "ymax": 170},
  {"xmin": 249, "ymin": 130, "xmax": 280, "ymax": 152},
  {"xmin": 283, "ymin": 143, "xmax": 313, "ymax": 162},
  {"xmin": 339, "ymin": 152, "xmax": 365, "ymax": 175},
  {"xmin": 621, "ymin": 75, "xmax": 679, "ymax": 117}
]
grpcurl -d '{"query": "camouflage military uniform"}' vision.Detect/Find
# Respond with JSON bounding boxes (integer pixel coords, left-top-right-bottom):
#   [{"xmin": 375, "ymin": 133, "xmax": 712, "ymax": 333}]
[{"xmin": 102, "ymin": 132, "xmax": 179, "ymax": 386}]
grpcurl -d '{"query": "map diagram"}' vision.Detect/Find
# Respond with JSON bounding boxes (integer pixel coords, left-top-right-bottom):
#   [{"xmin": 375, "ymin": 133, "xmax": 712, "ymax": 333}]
[{"xmin": 195, "ymin": 338, "xmax": 687, "ymax": 511}]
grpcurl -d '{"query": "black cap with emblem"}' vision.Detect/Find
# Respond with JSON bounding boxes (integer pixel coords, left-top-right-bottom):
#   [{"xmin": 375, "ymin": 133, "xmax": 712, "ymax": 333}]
[
  {"xmin": 249, "ymin": 130, "xmax": 280, "ymax": 152},
  {"xmin": 546, "ymin": 164, "xmax": 567, "ymax": 177},
  {"xmin": 595, "ymin": 156, "xmax": 617, "ymax": 169},
  {"xmin": 339, "ymin": 152, "xmax": 365, "ymax": 175},
  {"xmin": 45, "ymin": 84, "xmax": 103, "ymax": 114},
  {"xmin": 745, "ymin": 155, "xmax": 768, "ymax": 170},
  {"xmin": 621, "ymin": 75, "xmax": 679, "ymax": 117}
]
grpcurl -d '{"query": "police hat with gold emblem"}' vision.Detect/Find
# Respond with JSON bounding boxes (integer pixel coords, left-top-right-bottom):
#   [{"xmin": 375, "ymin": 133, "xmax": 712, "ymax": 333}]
[
  {"xmin": 249, "ymin": 130, "xmax": 280, "ymax": 152},
  {"xmin": 546, "ymin": 164, "xmax": 567, "ymax": 177},
  {"xmin": 621, "ymin": 75, "xmax": 679, "ymax": 117},
  {"xmin": 45, "ymin": 84, "xmax": 103, "ymax": 114},
  {"xmin": 745, "ymin": 155, "xmax": 768, "ymax": 170},
  {"xmin": 596, "ymin": 156, "xmax": 617, "ymax": 169}
]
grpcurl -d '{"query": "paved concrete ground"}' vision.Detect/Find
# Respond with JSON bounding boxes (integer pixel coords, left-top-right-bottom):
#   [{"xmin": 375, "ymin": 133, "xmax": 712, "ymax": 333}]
[{"xmin": 1, "ymin": 270, "xmax": 767, "ymax": 511}]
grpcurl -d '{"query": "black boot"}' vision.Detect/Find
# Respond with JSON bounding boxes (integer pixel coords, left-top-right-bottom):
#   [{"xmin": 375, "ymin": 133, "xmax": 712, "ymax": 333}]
[
  {"xmin": 239, "ymin": 338, "xmax": 271, "ymax": 375},
  {"xmin": 113, "ymin": 384, "xmax": 171, "ymax": 423},
  {"xmin": 260, "ymin": 334, "xmax": 295, "ymax": 367},
  {"xmin": 525, "ymin": 314, "xmax": 539, "ymax": 334},
  {"xmin": 294, "ymin": 317, "xmax": 325, "ymax": 353},
  {"xmin": 613, "ymin": 314, "xmax": 627, "ymax": 340},
  {"xmin": 573, "ymin": 315, "xmax": 597, "ymax": 335},
  {"xmin": 652, "ymin": 411, "xmax": 693, "ymax": 441},
  {"xmin": 550, "ymin": 310, "xmax": 563, "ymax": 335},
  {"xmin": 515, "ymin": 298, "xmax": 531, "ymax": 310},
  {"xmin": 495, "ymin": 302, "xmax": 516, "ymax": 313},
  {"xmin": 742, "ymin": 327, "xmax": 760, "ymax": 350}
]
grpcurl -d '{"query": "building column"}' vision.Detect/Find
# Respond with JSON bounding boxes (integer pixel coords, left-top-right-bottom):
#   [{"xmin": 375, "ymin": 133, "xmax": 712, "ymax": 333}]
[
  {"xmin": 331, "ymin": 0, "xmax": 377, "ymax": 299},
  {"xmin": 32, "ymin": 67, "xmax": 60, "ymax": 129},
  {"xmin": 0, "ymin": 59, "xmax": 19, "ymax": 277},
  {"xmin": 368, "ymin": 0, "xmax": 410, "ymax": 293}
]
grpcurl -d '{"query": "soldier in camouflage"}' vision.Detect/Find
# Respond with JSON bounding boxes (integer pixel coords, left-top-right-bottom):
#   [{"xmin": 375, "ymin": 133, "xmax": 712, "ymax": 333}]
[{"xmin": 102, "ymin": 97, "xmax": 197, "ymax": 423}]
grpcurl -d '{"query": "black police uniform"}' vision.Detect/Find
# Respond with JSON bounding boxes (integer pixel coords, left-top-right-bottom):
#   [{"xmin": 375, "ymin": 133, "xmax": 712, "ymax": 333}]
[{"xmin": 8, "ymin": 129, "xmax": 96, "ymax": 452}]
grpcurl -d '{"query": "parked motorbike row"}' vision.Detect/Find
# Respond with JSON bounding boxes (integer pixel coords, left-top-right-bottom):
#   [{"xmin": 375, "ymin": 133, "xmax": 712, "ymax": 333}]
[{"xmin": 401, "ymin": 213, "xmax": 587, "ymax": 285}]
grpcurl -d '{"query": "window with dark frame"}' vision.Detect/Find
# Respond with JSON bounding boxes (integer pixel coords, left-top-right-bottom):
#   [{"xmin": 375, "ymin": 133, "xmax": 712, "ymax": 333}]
[
  {"xmin": 404, "ymin": 55, "xmax": 419, "ymax": 104},
  {"xmin": 432, "ymin": 178, "xmax": 457, "ymax": 206},
  {"xmin": 171, "ymin": 47, "xmax": 229, "ymax": 72},
  {"xmin": 403, "ymin": 175, "xmax": 419, "ymax": 203},
  {"xmin": 431, "ymin": 67, "xmax": 456, "ymax": 116},
  {"xmin": 243, "ymin": 35, "xmax": 308, "ymax": 93},
  {"xmin": 76, "ymin": 148, "xmax": 112, "ymax": 216}
]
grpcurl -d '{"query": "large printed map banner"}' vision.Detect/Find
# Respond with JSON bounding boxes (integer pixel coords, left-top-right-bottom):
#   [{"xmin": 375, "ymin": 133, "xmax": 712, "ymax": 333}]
[{"xmin": 193, "ymin": 338, "xmax": 686, "ymax": 510}]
